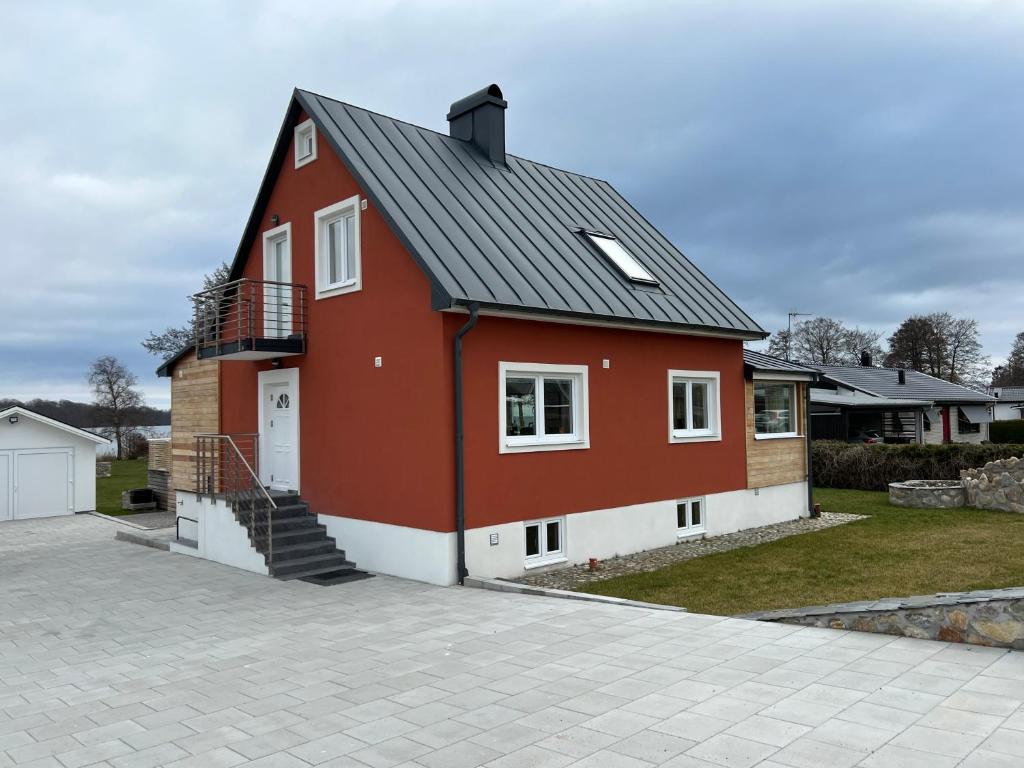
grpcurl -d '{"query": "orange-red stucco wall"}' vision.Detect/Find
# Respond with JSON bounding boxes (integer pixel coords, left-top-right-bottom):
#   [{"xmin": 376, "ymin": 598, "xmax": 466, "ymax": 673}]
[
  {"xmin": 454, "ymin": 315, "xmax": 748, "ymax": 529},
  {"xmin": 219, "ymin": 113, "xmax": 455, "ymax": 531},
  {"xmin": 220, "ymin": 112, "xmax": 749, "ymax": 534}
]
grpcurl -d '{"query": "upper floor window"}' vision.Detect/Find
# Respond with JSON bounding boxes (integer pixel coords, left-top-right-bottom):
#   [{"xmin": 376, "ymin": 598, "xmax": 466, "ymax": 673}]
[
  {"xmin": 754, "ymin": 382, "xmax": 798, "ymax": 438},
  {"xmin": 669, "ymin": 370, "xmax": 720, "ymax": 442},
  {"xmin": 499, "ymin": 362, "xmax": 589, "ymax": 453},
  {"xmin": 314, "ymin": 196, "xmax": 362, "ymax": 299},
  {"xmin": 294, "ymin": 119, "xmax": 317, "ymax": 168}
]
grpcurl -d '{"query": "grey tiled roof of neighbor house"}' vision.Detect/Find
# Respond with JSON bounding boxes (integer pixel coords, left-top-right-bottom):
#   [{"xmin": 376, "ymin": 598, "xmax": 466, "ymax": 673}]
[
  {"xmin": 282, "ymin": 89, "xmax": 765, "ymax": 338},
  {"xmin": 742, "ymin": 349, "xmax": 820, "ymax": 375},
  {"xmin": 816, "ymin": 365, "xmax": 995, "ymax": 404},
  {"xmin": 993, "ymin": 386, "xmax": 1024, "ymax": 401}
]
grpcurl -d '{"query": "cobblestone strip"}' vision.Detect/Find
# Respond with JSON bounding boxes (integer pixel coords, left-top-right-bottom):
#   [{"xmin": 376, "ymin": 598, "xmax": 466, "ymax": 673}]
[{"xmin": 515, "ymin": 511, "xmax": 866, "ymax": 590}]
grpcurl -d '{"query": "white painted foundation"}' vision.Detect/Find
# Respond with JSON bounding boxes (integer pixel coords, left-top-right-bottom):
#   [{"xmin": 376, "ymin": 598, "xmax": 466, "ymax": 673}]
[
  {"xmin": 317, "ymin": 482, "xmax": 808, "ymax": 586},
  {"xmin": 169, "ymin": 491, "xmax": 269, "ymax": 575},
  {"xmin": 318, "ymin": 515, "xmax": 456, "ymax": 586}
]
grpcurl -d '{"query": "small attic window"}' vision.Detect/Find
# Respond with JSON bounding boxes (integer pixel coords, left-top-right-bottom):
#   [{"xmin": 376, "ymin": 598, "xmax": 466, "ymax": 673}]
[
  {"xmin": 294, "ymin": 119, "xmax": 317, "ymax": 168},
  {"xmin": 584, "ymin": 232, "xmax": 658, "ymax": 285}
]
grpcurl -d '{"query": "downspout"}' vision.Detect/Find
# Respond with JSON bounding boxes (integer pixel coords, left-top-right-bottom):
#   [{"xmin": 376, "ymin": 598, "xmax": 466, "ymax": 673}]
[
  {"xmin": 805, "ymin": 380, "xmax": 814, "ymax": 515},
  {"xmin": 454, "ymin": 302, "xmax": 480, "ymax": 585}
]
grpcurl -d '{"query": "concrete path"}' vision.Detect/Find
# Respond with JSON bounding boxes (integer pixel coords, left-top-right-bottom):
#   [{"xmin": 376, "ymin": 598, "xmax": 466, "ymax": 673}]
[{"xmin": 1, "ymin": 515, "xmax": 1022, "ymax": 767}]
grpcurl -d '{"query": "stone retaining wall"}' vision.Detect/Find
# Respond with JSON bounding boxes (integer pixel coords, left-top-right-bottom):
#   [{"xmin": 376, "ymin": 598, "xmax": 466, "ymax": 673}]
[
  {"xmin": 961, "ymin": 456, "xmax": 1024, "ymax": 514},
  {"xmin": 888, "ymin": 480, "xmax": 965, "ymax": 509},
  {"xmin": 747, "ymin": 587, "xmax": 1024, "ymax": 649}
]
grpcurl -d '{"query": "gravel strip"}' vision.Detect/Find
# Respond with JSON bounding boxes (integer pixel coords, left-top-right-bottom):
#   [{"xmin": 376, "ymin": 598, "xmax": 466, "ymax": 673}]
[{"xmin": 514, "ymin": 511, "xmax": 866, "ymax": 590}]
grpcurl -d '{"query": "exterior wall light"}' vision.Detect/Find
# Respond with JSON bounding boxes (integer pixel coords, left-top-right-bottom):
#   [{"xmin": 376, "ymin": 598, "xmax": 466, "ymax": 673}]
[{"xmin": 8, "ymin": 415, "xmax": 18, "ymax": 424}]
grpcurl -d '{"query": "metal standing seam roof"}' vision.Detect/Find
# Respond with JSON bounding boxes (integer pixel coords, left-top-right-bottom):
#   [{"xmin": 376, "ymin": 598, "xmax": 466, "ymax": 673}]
[
  {"xmin": 227, "ymin": 88, "xmax": 766, "ymax": 340},
  {"xmin": 815, "ymin": 365, "xmax": 995, "ymax": 404},
  {"xmin": 742, "ymin": 349, "xmax": 820, "ymax": 375}
]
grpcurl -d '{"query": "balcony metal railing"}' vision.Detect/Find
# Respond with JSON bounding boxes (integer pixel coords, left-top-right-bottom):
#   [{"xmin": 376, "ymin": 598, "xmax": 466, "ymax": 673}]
[
  {"xmin": 193, "ymin": 278, "xmax": 307, "ymax": 358},
  {"xmin": 194, "ymin": 433, "xmax": 276, "ymax": 565}
]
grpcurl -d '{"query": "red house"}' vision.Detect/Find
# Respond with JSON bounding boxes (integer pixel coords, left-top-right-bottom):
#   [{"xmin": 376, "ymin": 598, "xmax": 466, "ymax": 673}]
[{"xmin": 158, "ymin": 85, "xmax": 816, "ymax": 585}]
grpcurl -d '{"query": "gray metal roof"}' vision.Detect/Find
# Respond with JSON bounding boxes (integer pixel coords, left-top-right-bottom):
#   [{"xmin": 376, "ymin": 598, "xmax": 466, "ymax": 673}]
[
  {"xmin": 992, "ymin": 386, "xmax": 1024, "ymax": 402},
  {"xmin": 816, "ymin": 365, "xmax": 995, "ymax": 404},
  {"xmin": 742, "ymin": 349, "xmax": 819, "ymax": 375},
  {"xmin": 235, "ymin": 88, "xmax": 764, "ymax": 338}
]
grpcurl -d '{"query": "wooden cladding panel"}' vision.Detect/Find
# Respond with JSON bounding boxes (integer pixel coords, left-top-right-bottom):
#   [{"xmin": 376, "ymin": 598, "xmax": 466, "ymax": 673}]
[
  {"xmin": 745, "ymin": 380, "xmax": 808, "ymax": 488},
  {"xmin": 169, "ymin": 352, "xmax": 220, "ymax": 508}
]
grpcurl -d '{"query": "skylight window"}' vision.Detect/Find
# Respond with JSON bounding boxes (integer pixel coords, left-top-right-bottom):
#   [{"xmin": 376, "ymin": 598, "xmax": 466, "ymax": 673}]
[{"xmin": 584, "ymin": 232, "xmax": 658, "ymax": 285}]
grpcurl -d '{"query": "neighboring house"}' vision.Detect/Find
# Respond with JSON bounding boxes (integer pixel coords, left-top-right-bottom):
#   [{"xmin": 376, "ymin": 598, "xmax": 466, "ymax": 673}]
[
  {"xmin": 158, "ymin": 84, "xmax": 815, "ymax": 586},
  {"xmin": 808, "ymin": 360, "xmax": 995, "ymax": 444},
  {"xmin": 989, "ymin": 387, "xmax": 1024, "ymax": 421},
  {"xmin": 0, "ymin": 406, "xmax": 109, "ymax": 521}
]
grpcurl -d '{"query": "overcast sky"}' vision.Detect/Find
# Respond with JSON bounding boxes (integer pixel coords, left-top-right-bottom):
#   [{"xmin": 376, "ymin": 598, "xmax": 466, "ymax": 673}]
[{"xmin": 3, "ymin": 1, "xmax": 1022, "ymax": 410}]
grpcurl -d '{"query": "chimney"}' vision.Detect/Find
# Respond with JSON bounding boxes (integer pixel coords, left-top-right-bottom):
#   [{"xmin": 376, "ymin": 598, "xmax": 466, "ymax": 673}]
[
  {"xmin": 898, "ymin": 369, "xmax": 906, "ymax": 385},
  {"xmin": 860, "ymin": 350, "xmax": 872, "ymax": 367},
  {"xmin": 447, "ymin": 84, "xmax": 507, "ymax": 166}
]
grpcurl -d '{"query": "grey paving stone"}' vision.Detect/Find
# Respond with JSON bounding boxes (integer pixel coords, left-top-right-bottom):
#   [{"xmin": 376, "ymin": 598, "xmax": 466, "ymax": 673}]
[{"xmin": 0, "ymin": 516, "xmax": 1014, "ymax": 768}]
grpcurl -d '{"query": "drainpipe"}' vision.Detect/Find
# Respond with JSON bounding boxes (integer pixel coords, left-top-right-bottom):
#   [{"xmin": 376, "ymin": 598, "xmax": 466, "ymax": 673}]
[
  {"xmin": 454, "ymin": 302, "xmax": 480, "ymax": 585},
  {"xmin": 805, "ymin": 381, "xmax": 814, "ymax": 515}
]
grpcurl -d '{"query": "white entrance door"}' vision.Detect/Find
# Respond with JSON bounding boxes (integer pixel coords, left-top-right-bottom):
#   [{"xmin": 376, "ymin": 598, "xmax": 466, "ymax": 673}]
[
  {"xmin": 259, "ymin": 369, "xmax": 299, "ymax": 492},
  {"xmin": 263, "ymin": 224, "xmax": 292, "ymax": 339},
  {"xmin": 0, "ymin": 452, "xmax": 11, "ymax": 522},
  {"xmin": 14, "ymin": 449, "xmax": 73, "ymax": 519}
]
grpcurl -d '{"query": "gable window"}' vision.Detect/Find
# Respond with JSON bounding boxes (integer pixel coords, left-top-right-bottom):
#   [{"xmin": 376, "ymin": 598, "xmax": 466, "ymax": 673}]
[
  {"xmin": 499, "ymin": 362, "xmax": 589, "ymax": 453},
  {"xmin": 583, "ymin": 232, "xmax": 658, "ymax": 285},
  {"xmin": 754, "ymin": 382, "xmax": 798, "ymax": 438},
  {"xmin": 669, "ymin": 370, "xmax": 721, "ymax": 442},
  {"xmin": 524, "ymin": 517, "xmax": 566, "ymax": 568},
  {"xmin": 677, "ymin": 498, "xmax": 705, "ymax": 536},
  {"xmin": 294, "ymin": 119, "xmax": 317, "ymax": 168},
  {"xmin": 314, "ymin": 196, "xmax": 362, "ymax": 299}
]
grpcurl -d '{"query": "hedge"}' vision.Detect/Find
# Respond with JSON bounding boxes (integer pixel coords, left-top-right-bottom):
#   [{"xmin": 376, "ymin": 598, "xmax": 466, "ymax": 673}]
[
  {"xmin": 992, "ymin": 420, "xmax": 1024, "ymax": 444},
  {"xmin": 812, "ymin": 441, "xmax": 1024, "ymax": 492}
]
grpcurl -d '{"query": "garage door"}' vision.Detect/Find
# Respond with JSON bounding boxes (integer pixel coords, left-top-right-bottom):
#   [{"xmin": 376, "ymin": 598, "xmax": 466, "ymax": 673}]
[
  {"xmin": 0, "ymin": 452, "xmax": 10, "ymax": 522},
  {"xmin": 14, "ymin": 449, "xmax": 73, "ymax": 519}
]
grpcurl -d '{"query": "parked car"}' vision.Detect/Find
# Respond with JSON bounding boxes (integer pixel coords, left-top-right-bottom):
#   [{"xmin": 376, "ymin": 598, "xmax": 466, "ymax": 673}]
[{"xmin": 848, "ymin": 429, "xmax": 882, "ymax": 444}]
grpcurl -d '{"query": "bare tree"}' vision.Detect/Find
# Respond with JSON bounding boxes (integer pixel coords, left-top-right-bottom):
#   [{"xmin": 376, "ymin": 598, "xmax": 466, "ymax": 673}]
[
  {"xmin": 766, "ymin": 317, "xmax": 883, "ymax": 366},
  {"xmin": 885, "ymin": 313, "xmax": 988, "ymax": 385},
  {"xmin": 992, "ymin": 332, "xmax": 1024, "ymax": 387},
  {"xmin": 88, "ymin": 356, "xmax": 144, "ymax": 460},
  {"xmin": 142, "ymin": 262, "xmax": 230, "ymax": 359}
]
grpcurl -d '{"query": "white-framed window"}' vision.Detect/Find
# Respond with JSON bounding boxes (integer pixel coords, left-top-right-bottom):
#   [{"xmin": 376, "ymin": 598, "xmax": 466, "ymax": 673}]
[
  {"xmin": 677, "ymin": 498, "xmax": 705, "ymax": 536},
  {"xmin": 524, "ymin": 517, "xmax": 566, "ymax": 567},
  {"xmin": 294, "ymin": 119, "xmax": 317, "ymax": 168},
  {"xmin": 754, "ymin": 382, "xmax": 798, "ymax": 438},
  {"xmin": 314, "ymin": 196, "xmax": 362, "ymax": 299},
  {"xmin": 499, "ymin": 362, "xmax": 589, "ymax": 453},
  {"xmin": 668, "ymin": 370, "xmax": 721, "ymax": 442}
]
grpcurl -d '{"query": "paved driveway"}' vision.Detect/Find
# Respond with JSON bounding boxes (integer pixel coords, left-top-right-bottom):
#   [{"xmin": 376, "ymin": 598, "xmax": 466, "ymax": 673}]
[{"xmin": 2, "ymin": 516, "xmax": 1022, "ymax": 768}]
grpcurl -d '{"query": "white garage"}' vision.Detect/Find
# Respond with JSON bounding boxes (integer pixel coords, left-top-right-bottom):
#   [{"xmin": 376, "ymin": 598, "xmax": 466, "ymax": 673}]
[{"xmin": 0, "ymin": 406, "xmax": 109, "ymax": 521}]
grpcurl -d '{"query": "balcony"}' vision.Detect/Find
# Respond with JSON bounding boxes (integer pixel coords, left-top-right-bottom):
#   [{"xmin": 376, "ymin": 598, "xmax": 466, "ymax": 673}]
[{"xmin": 193, "ymin": 279, "xmax": 307, "ymax": 361}]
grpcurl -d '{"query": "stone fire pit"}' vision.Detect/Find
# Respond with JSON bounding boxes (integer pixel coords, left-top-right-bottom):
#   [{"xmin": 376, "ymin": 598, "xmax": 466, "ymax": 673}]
[{"xmin": 889, "ymin": 479, "xmax": 965, "ymax": 509}]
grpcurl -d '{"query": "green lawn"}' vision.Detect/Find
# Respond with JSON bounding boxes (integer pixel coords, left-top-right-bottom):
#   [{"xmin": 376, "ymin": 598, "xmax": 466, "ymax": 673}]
[
  {"xmin": 581, "ymin": 488, "xmax": 1024, "ymax": 616},
  {"xmin": 95, "ymin": 459, "xmax": 149, "ymax": 516}
]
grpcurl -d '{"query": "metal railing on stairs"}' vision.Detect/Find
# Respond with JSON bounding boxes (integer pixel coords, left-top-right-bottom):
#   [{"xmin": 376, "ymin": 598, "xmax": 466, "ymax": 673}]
[{"xmin": 194, "ymin": 433, "xmax": 277, "ymax": 566}]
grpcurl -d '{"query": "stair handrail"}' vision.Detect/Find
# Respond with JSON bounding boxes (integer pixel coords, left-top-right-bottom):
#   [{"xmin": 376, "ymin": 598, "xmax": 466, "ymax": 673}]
[{"xmin": 194, "ymin": 433, "xmax": 278, "ymax": 568}]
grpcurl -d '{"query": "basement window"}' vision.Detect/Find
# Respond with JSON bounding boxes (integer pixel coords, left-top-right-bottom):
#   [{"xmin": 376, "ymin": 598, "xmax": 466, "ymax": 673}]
[
  {"xmin": 584, "ymin": 232, "xmax": 658, "ymax": 285},
  {"xmin": 525, "ymin": 517, "xmax": 566, "ymax": 568},
  {"xmin": 677, "ymin": 498, "xmax": 705, "ymax": 537},
  {"xmin": 294, "ymin": 119, "xmax": 317, "ymax": 168}
]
